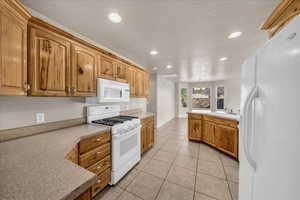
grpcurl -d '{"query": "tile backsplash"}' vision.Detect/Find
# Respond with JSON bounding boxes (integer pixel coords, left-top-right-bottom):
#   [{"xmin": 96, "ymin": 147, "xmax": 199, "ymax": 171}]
[{"xmin": 0, "ymin": 96, "xmax": 147, "ymax": 130}]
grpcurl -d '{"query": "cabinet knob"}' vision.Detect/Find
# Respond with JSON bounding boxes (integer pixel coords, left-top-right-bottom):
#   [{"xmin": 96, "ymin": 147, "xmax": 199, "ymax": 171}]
[
  {"xmin": 97, "ymin": 179, "xmax": 101, "ymax": 183},
  {"xmin": 96, "ymin": 138, "xmax": 101, "ymax": 142},
  {"xmin": 96, "ymin": 152, "xmax": 101, "ymax": 154},
  {"xmin": 97, "ymin": 166, "xmax": 101, "ymax": 169}
]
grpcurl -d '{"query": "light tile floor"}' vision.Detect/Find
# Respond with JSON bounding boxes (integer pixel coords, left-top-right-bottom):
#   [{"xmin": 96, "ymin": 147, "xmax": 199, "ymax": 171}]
[{"xmin": 94, "ymin": 118, "xmax": 239, "ymax": 200}]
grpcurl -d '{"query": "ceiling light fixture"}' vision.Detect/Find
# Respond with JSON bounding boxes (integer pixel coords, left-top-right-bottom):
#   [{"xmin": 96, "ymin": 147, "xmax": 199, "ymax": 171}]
[
  {"xmin": 228, "ymin": 31, "xmax": 242, "ymax": 39},
  {"xmin": 220, "ymin": 57, "xmax": 228, "ymax": 61},
  {"xmin": 153, "ymin": 67, "xmax": 158, "ymax": 70},
  {"xmin": 108, "ymin": 12, "xmax": 122, "ymax": 23},
  {"xmin": 150, "ymin": 50, "xmax": 158, "ymax": 55},
  {"xmin": 166, "ymin": 65, "xmax": 173, "ymax": 69}
]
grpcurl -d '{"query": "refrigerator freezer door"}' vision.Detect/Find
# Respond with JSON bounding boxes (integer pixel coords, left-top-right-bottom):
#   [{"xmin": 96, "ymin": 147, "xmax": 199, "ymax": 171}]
[
  {"xmin": 239, "ymin": 55, "xmax": 257, "ymax": 200},
  {"xmin": 252, "ymin": 15, "xmax": 300, "ymax": 200}
]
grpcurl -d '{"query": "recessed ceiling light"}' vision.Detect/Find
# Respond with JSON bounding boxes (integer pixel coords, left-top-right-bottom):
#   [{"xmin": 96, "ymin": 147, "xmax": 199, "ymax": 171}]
[
  {"xmin": 150, "ymin": 50, "xmax": 158, "ymax": 55},
  {"xmin": 228, "ymin": 31, "xmax": 242, "ymax": 39},
  {"xmin": 166, "ymin": 65, "xmax": 173, "ymax": 69},
  {"xmin": 153, "ymin": 67, "xmax": 158, "ymax": 70},
  {"xmin": 108, "ymin": 12, "xmax": 122, "ymax": 23},
  {"xmin": 220, "ymin": 57, "xmax": 228, "ymax": 61}
]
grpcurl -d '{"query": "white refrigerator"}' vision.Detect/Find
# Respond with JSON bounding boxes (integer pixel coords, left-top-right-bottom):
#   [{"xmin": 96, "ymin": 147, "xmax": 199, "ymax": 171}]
[{"xmin": 240, "ymin": 15, "xmax": 300, "ymax": 200}]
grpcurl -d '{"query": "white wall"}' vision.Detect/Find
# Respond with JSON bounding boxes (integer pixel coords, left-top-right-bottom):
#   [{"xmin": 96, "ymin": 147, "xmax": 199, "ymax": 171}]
[
  {"xmin": 0, "ymin": 97, "xmax": 147, "ymax": 130},
  {"xmin": 176, "ymin": 82, "xmax": 189, "ymax": 118},
  {"xmin": 156, "ymin": 75, "xmax": 176, "ymax": 128}
]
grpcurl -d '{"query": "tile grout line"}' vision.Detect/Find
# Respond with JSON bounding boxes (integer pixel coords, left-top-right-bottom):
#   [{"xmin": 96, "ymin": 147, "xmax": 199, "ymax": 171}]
[
  {"xmin": 219, "ymin": 154, "xmax": 234, "ymax": 200},
  {"xmin": 193, "ymin": 145, "xmax": 200, "ymax": 200},
  {"xmin": 153, "ymin": 148, "xmax": 178, "ymax": 200}
]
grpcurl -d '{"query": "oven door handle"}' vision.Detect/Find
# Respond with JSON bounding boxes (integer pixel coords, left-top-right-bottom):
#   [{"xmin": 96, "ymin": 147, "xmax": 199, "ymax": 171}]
[{"xmin": 112, "ymin": 126, "xmax": 141, "ymax": 139}]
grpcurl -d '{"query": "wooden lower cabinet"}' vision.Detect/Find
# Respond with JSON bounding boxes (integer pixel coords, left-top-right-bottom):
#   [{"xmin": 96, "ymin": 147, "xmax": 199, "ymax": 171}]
[
  {"xmin": 214, "ymin": 124, "xmax": 238, "ymax": 158},
  {"xmin": 141, "ymin": 116, "xmax": 155, "ymax": 154},
  {"xmin": 91, "ymin": 168, "xmax": 111, "ymax": 198},
  {"xmin": 188, "ymin": 119, "xmax": 202, "ymax": 141},
  {"xmin": 202, "ymin": 121, "xmax": 215, "ymax": 147},
  {"xmin": 65, "ymin": 131, "xmax": 111, "ymax": 199},
  {"xmin": 188, "ymin": 113, "xmax": 239, "ymax": 159},
  {"xmin": 75, "ymin": 189, "xmax": 91, "ymax": 200}
]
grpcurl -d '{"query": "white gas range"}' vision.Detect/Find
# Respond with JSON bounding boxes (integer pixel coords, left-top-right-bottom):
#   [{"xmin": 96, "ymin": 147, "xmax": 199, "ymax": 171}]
[{"xmin": 87, "ymin": 105, "xmax": 141, "ymax": 185}]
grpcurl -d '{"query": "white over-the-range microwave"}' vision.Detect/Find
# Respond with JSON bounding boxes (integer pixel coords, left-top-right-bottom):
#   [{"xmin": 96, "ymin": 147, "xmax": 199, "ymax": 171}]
[{"xmin": 86, "ymin": 78, "xmax": 130, "ymax": 103}]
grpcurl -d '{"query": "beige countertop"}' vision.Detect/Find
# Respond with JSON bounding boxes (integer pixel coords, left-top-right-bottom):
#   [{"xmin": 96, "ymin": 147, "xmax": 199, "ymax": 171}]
[
  {"xmin": 188, "ymin": 110, "xmax": 240, "ymax": 121},
  {"xmin": 128, "ymin": 112, "xmax": 155, "ymax": 120},
  {"xmin": 0, "ymin": 124, "xmax": 110, "ymax": 200}
]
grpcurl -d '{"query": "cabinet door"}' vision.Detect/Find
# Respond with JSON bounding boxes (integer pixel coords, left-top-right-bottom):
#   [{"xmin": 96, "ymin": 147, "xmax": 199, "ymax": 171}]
[
  {"xmin": 214, "ymin": 124, "xmax": 238, "ymax": 158},
  {"xmin": 202, "ymin": 121, "xmax": 215, "ymax": 146},
  {"xmin": 0, "ymin": 7, "xmax": 28, "ymax": 96},
  {"xmin": 98, "ymin": 55, "xmax": 115, "ymax": 80},
  {"xmin": 141, "ymin": 124, "xmax": 147, "ymax": 154},
  {"xmin": 188, "ymin": 119, "xmax": 202, "ymax": 141},
  {"xmin": 143, "ymin": 72, "xmax": 150, "ymax": 98},
  {"xmin": 126, "ymin": 66, "xmax": 136, "ymax": 97},
  {"xmin": 135, "ymin": 70, "xmax": 143, "ymax": 97},
  {"xmin": 148, "ymin": 118, "xmax": 154, "ymax": 147},
  {"xmin": 115, "ymin": 61, "xmax": 127, "ymax": 83},
  {"xmin": 28, "ymin": 27, "xmax": 71, "ymax": 96},
  {"xmin": 71, "ymin": 44, "xmax": 97, "ymax": 96}
]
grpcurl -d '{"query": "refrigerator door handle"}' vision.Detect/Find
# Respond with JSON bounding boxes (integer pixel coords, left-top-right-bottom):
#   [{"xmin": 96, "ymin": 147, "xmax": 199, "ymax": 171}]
[{"xmin": 242, "ymin": 86, "xmax": 259, "ymax": 171}]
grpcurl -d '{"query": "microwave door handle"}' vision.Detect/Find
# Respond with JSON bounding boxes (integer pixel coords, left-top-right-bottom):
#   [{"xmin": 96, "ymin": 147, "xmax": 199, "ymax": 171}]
[{"xmin": 242, "ymin": 86, "xmax": 258, "ymax": 171}]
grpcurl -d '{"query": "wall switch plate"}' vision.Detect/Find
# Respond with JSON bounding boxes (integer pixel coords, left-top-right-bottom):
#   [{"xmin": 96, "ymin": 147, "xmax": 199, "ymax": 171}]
[{"xmin": 36, "ymin": 113, "xmax": 45, "ymax": 124}]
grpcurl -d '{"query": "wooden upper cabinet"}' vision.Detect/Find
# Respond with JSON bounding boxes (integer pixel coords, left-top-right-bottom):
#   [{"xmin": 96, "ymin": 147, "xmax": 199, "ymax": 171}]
[
  {"xmin": 261, "ymin": 0, "xmax": 300, "ymax": 38},
  {"xmin": 114, "ymin": 62, "xmax": 127, "ymax": 83},
  {"xmin": 135, "ymin": 70, "xmax": 144, "ymax": 97},
  {"xmin": 98, "ymin": 55, "xmax": 115, "ymax": 80},
  {"xmin": 143, "ymin": 72, "xmax": 150, "ymax": 98},
  {"xmin": 28, "ymin": 26, "xmax": 71, "ymax": 96},
  {"xmin": 214, "ymin": 124, "xmax": 238, "ymax": 158},
  {"xmin": 71, "ymin": 43, "xmax": 97, "ymax": 96},
  {"xmin": 0, "ymin": 0, "xmax": 31, "ymax": 96},
  {"xmin": 126, "ymin": 66, "xmax": 137, "ymax": 97}
]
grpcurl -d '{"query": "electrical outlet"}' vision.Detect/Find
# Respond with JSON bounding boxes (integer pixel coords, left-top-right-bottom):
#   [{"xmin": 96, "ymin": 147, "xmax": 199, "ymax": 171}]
[{"xmin": 36, "ymin": 113, "xmax": 45, "ymax": 124}]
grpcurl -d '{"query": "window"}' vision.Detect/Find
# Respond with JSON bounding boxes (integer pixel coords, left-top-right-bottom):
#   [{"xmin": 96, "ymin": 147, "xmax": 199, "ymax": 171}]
[
  {"xmin": 180, "ymin": 88, "xmax": 188, "ymax": 108},
  {"xmin": 216, "ymin": 86, "xmax": 225, "ymax": 110},
  {"xmin": 192, "ymin": 87, "xmax": 211, "ymax": 109}
]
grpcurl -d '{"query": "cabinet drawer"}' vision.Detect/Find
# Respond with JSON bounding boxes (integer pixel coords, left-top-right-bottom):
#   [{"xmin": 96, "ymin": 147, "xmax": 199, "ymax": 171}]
[
  {"xmin": 87, "ymin": 155, "xmax": 111, "ymax": 175},
  {"xmin": 79, "ymin": 132, "xmax": 110, "ymax": 154},
  {"xmin": 188, "ymin": 114, "xmax": 202, "ymax": 120},
  {"xmin": 203, "ymin": 115, "xmax": 238, "ymax": 128},
  {"xmin": 79, "ymin": 143, "xmax": 110, "ymax": 168},
  {"xmin": 91, "ymin": 168, "xmax": 111, "ymax": 197}
]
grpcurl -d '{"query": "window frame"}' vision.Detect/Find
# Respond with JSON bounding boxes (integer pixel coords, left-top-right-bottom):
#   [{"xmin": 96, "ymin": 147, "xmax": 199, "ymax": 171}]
[
  {"xmin": 216, "ymin": 86, "xmax": 225, "ymax": 111},
  {"xmin": 191, "ymin": 87, "xmax": 211, "ymax": 110}
]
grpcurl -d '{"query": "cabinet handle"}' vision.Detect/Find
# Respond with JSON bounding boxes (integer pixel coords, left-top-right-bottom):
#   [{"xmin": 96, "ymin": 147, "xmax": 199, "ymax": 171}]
[
  {"xmin": 97, "ymin": 179, "xmax": 101, "ymax": 184},
  {"xmin": 96, "ymin": 138, "xmax": 101, "ymax": 142},
  {"xmin": 71, "ymin": 87, "xmax": 77, "ymax": 94},
  {"xmin": 97, "ymin": 166, "xmax": 101, "ymax": 169},
  {"xmin": 66, "ymin": 87, "xmax": 71, "ymax": 93},
  {"xmin": 96, "ymin": 152, "xmax": 101, "ymax": 154},
  {"xmin": 23, "ymin": 83, "xmax": 31, "ymax": 91}
]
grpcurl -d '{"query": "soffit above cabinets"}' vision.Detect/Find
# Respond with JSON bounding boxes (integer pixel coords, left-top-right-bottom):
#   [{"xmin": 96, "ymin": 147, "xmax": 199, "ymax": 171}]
[{"xmin": 21, "ymin": 0, "xmax": 280, "ymax": 82}]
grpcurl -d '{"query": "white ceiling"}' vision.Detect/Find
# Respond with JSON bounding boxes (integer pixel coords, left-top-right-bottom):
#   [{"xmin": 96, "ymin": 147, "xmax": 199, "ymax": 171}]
[{"xmin": 21, "ymin": 0, "xmax": 280, "ymax": 82}]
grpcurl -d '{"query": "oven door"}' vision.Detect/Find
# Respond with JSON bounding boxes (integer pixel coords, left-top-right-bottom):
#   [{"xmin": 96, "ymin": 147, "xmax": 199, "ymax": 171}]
[{"xmin": 111, "ymin": 127, "xmax": 141, "ymax": 172}]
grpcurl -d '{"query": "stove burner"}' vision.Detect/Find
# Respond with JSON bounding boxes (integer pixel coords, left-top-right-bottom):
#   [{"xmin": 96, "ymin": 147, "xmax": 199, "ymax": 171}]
[{"xmin": 92, "ymin": 115, "xmax": 138, "ymax": 126}]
